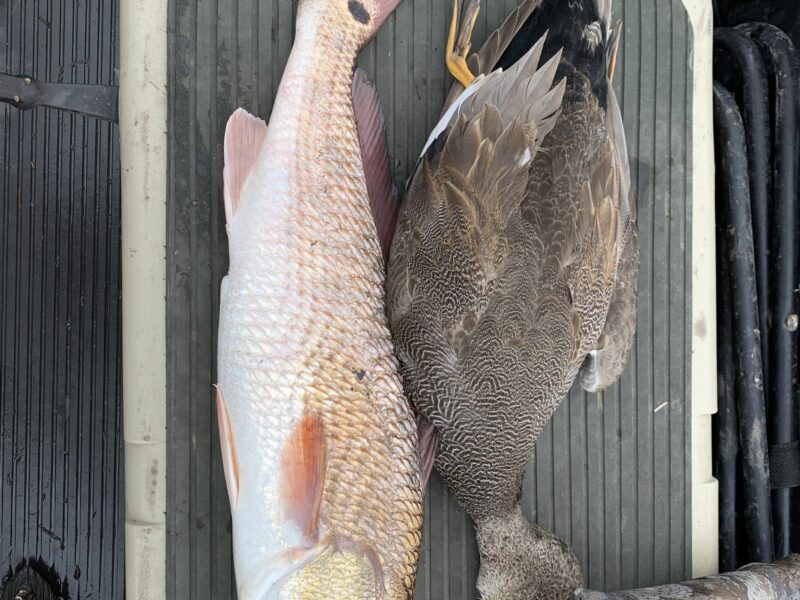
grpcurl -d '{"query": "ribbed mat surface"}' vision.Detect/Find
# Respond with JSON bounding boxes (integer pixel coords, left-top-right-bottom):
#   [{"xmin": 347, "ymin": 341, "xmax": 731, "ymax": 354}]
[
  {"xmin": 166, "ymin": 0, "xmax": 692, "ymax": 595},
  {"xmin": 0, "ymin": 0, "xmax": 124, "ymax": 597}
]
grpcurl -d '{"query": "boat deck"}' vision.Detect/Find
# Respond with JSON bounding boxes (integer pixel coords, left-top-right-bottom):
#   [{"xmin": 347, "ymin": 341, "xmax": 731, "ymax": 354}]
[
  {"xmin": 165, "ymin": 0, "xmax": 700, "ymax": 596},
  {"xmin": 0, "ymin": 0, "xmax": 712, "ymax": 597}
]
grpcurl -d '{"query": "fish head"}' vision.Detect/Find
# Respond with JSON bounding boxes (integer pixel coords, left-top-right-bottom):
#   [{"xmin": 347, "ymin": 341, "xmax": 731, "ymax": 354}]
[
  {"xmin": 225, "ymin": 410, "xmax": 397, "ymax": 598},
  {"xmin": 238, "ymin": 541, "xmax": 386, "ymax": 599},
  {"xmin": 297, "ymin": 0, "xmax": 404, "ymax": 46}
]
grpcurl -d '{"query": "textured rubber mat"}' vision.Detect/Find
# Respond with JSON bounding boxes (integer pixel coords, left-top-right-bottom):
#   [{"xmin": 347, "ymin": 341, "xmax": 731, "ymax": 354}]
[
  {"xmin": 166, "ymin": 0, "xmax": 692, "ymax": 595},
  {"xmin": 0, "ymin": 0, "xmax": 124, "ymax": 597}
]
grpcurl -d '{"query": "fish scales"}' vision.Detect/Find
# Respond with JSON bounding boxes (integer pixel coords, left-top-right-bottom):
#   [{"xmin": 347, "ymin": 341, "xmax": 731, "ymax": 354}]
[{"xmin": 216, "ymin": 1, "xmax": 422, "ymax": 598}]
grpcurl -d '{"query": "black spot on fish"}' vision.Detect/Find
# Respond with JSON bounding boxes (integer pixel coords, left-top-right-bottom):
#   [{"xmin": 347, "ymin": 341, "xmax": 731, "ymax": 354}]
[
  {"xmin": 353, "ymin": 369, "xmax": 366, "ymax": 381},
  {"xmin": 348, "ymin": 0, "xmax": 370, "ymax": 24}
]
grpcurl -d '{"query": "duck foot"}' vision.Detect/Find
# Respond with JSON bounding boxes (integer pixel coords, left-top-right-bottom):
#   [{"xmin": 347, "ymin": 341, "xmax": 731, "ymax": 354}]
[{"xmin": 446, "ymin": 0, "xmax": 480, "ymax": 87}]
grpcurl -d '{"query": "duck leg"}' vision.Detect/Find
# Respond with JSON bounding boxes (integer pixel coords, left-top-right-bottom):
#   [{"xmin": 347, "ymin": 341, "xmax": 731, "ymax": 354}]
[{"xmin": 446, "ymin": 0, "xmax": 480, "ymax": 88}]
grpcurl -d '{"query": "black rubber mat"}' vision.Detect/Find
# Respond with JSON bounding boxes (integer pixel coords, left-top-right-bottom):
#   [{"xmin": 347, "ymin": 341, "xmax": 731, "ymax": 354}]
[{"xmin": 0, "ymin": 0, "xmax": 124, "ymax": 597}]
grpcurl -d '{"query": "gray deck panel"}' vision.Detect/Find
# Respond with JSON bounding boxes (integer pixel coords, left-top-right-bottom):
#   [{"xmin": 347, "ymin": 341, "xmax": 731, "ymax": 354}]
[
  {"xmin": 166, "ymin": 0, "xmax": 694, "ymax": 596},
  {"xmin": 652, "ymin": 0, "xmax": 673, "ymax": 587},
  {"xmin": 536, "ymin": 409, "xmax": 556, "ymax": 534},
  {"xmin": 587, "ymin": 394, "xmax": 605, "ymax": 587},
  {"xmin": 634, "ymin": 0, "xmax": 657, "ymax": 588},
  {"xmin": 668, "ymin": 8, "xmax": 690, "ymax": 585},
  {"xmin": 616, "ymin": 3, "xmax": 640, "ymax": 590},
  {"xmin": 603, "ymin": 378, "xmax": 622, "ymax": 591},
  {"xmin": 569, "ymin": 387, "xmax": 589, "ymax": 571}
]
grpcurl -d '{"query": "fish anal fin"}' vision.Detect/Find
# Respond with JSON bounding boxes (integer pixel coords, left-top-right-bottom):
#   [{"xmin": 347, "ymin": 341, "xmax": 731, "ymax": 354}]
[
  {"xmin": 352, "ymin": 69, "xmax": 399, "ymax": 261},
  {"xmin": 280, "ymin": 413, "xmax": 328, "ymax": 544},
  {"xmin": 417, "ymin": 415, "xmax": 438, "ymax": 491},
  {"xmin": 223, "ymin": 108, "xmax": 268, "ymax": 224},
  {"xmin": 215, "ymin": 385, "xmax": 241, "ymax": 509}
]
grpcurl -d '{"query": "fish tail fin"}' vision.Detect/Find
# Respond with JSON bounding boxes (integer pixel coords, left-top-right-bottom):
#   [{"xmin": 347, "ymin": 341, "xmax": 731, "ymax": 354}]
[{"xmin": 367, "ymin": 0, "xmax": 404, "ymax": 38}]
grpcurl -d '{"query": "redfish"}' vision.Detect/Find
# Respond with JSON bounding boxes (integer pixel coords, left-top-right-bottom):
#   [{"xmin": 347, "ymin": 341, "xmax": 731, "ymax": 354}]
[{"xmin": 214, "ymin": 0, "xmax": 423, "ymax": 596}]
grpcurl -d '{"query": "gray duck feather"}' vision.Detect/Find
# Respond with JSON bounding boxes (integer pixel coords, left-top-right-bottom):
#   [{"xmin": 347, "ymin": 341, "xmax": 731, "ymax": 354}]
[{"xmin": 386, "ymin": 0, "xmax": 638, "ymax": 597}]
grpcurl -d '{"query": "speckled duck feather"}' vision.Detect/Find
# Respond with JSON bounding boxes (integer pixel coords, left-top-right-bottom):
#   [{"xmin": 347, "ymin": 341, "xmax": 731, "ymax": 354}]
[{"xmin": 386, "ymin": 0, "xmax": 638, "ymax": 597}]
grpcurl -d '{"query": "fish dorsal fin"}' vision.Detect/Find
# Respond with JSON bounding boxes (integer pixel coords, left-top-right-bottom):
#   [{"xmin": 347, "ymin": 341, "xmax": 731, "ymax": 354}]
[
  {"xmin": 215, "ymin": 386, "xmax": 241, "ymax": 509},
  {"xmin": 223, "ymin": 108, "xmax": 268, "ymax": 224},
  {"xmin": 280, "ymin": 414, "xmax": 328, "ymax": 545},
  {"xmin": 352, "ymin": 69, "xmax": 399, "ymax": 261}
]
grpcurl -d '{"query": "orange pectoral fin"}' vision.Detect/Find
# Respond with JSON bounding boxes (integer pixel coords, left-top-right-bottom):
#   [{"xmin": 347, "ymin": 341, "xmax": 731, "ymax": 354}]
[
  {"xmin": 279, "ymin": 414, "xmax": 328, "ymax": 544},
  {"xmin": 215, "ymin": 385, "xmax": 241, "ymax": 509}
]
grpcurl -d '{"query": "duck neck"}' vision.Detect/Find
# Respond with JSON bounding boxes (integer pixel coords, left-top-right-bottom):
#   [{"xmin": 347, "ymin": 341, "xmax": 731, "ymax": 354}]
[{"xmin": 474, "ymin": 504, "xmax": 583, "ymax": 600}]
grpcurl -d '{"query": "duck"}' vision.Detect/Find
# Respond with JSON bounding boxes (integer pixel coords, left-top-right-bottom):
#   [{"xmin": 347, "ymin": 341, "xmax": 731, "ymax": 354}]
[{"xmin": 385, "ymin": 0, "xmax": 638, "ymax": 597}]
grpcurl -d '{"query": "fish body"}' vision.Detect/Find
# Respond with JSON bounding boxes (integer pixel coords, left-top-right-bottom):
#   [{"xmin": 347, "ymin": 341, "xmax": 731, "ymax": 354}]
[{"xmin": 215, "ymin": 0, "xmax": 422, "ymax": 597}]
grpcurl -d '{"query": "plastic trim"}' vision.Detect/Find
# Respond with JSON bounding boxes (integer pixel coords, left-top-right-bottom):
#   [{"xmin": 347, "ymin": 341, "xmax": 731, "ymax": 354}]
[
  {"xmin": 683, "ymin": 0, "xmax": 720, "ymax": 579},
  {"xmin": 119, "ymin": 0, "xmax": 169, "ymax": 597}
]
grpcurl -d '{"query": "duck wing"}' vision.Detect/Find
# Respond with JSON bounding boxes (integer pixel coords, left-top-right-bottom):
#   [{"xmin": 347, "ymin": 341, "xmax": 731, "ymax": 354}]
[
  {"xmin": 578, "ymin": 26, "xmax": 639, "ymax": 392},
  {"xmin": 387, "ymin": 1, "xmax": 637, "ymax": 516},
  {"xmin": 386, "ymin": 35, "xmax": 566, "ymax": 444},
  {"xmin": 579, "ymin": 190, "xmax": 637, "ymax": 392}
]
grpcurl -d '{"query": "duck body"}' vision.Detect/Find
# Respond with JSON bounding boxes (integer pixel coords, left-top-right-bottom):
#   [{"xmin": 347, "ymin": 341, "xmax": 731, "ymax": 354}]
[{"xmin": 386, "ymin": 0, "xmax": 637, "ymax": 597}]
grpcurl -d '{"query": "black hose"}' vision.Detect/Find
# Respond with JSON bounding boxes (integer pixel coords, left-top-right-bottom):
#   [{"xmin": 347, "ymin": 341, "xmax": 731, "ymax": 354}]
[
  {"xmin": 715, "ymin": 208, "xmax": 740, "ymax": 572},
  {"xmin": 738, "ymin": 23, "xmax": 800, "ymax": 559},
  {"xmin": 713, "ymin": 81, "xmax": 775, "ymax": 564},
  {"xmin": 714, "ymin": 28, "xmax": 772, "ymax": 400}
]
